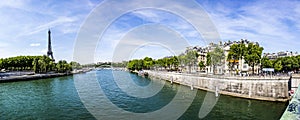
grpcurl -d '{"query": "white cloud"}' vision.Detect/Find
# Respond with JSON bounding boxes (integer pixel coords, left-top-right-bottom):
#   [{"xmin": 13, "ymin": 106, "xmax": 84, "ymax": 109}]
[
  {"xmin": 200, "ymin": 0, "xmax": 300, "ymax": 53},
  {"xmin": 78, "ymin": 0, "xmax": 225, "ymax": 63},
  {"xmin": 0, "ymin": 0, "xmax": 27, "ymax": 9},
  {"xmin": 25, "ymin": 16, "xmax": 78, "ymax": 36},
  {"xmin": 30, "ymin": 43, "xmax": 40, "ymax": 47},
  {"xmin": 2, "ymin": 0, "xmax": 300, "ymax": 63}
]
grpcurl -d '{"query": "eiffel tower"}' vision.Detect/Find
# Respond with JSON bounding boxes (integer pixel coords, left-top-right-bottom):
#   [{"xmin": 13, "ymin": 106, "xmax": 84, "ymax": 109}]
[{"xmin": 47, "ymin": 29, "xmax": 54, "ymax": 61}]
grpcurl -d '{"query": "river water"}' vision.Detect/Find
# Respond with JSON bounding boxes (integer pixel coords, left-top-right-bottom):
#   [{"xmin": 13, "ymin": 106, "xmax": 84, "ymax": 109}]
[{"xmin": 0, "ymin": 69, "xmax": 287, "ymax": 119}]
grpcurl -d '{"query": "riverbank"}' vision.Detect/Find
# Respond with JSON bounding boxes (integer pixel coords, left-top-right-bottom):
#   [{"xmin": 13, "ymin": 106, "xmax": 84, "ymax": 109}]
[
  {"xmin": 145, "ymin": 70, "xmax": 290, "ymax": 102},
  {"xmin": 0, "ymin": 69, "xmax": 91, "ymax": 83}
]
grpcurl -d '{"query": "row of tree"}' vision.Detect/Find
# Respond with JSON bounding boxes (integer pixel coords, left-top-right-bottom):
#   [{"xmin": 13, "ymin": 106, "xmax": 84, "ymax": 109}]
[
  {"xmin": 0, "ymin": 55, "xmax": 81, "ymax": 73},
  {"xmin": 262, "ymin": 55, "xmax": 300, "ymax": 72},
  {"xmin": 127, "ymin": 50, "xmax": 206, "ymax": 73},
  {"xmin": 127, "ymin": 56, "xmax": 179, "ymax": 71}
]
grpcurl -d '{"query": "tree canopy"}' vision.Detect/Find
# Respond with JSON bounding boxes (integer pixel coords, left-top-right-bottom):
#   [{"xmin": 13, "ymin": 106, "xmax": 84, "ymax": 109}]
[
  {"xmin": 0, "ymin": 55, "xmax": 79, "ymax": 73},
  {"xmin": 127, "ymin": 56, "xmax": 180, "ymax": 71},
  {"xmin": 244, "ymin": 43, "xmax": 264, "ymax": 74},
  {"xmin": 206, "ymin": 45, "xmax": 225, "ymax": 74},
  {"xmin": 227, "ymin": 42, "xmax": 263, "ymax": 74}
]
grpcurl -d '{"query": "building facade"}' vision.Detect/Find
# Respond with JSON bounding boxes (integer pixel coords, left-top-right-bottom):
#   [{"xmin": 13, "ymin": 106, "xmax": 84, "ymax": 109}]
[
  {"xmin": 264, "ymin": 51, "xmax": 298, "ymax": 60},
  {"xmin": 187, "ymin": 39, "xmax": 261, "ymax": 75}
]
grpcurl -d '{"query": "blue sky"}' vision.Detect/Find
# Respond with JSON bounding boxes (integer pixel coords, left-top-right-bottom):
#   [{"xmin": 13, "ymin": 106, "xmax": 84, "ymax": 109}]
[{"xmin": 0, "ymin": 0, "xmax": 300, "ymax": 63}]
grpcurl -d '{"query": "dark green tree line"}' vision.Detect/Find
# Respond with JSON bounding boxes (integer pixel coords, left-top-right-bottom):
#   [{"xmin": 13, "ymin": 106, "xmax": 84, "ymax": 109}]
[
  {"xmin": 261, "ymin": 55, "xmax": 300, "ymax": 73},
  {"xmin": 127, "ymin": 56, "xmax": 179, "ymax": 71},
  {"xmin": 0, "ymin": 55, "xmax": 80, "ymax": 73}
]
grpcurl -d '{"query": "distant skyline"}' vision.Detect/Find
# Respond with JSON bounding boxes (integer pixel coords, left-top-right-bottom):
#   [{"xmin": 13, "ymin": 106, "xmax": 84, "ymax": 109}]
[{"xmin": 0, "ymin": 0, "xmax": 300, "ymax": 63}]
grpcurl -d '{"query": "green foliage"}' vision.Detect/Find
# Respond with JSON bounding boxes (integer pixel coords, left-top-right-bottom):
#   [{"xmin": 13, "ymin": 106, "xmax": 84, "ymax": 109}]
[
  {"xmin": 0, "ymin": 55, "xmax": 78, "ymax": 73},
  {"xmin": 274, "ymin": 60, "xmax": 283, "ymax": 72},
  {"xmin": 123, "ymin": 42, "xmax": 300, "ymax": 74},
  {"xmin": 169, "ymin": 56, "xmax": 179, "ymax": 70},
  {"xmin": 56, "ymin": 60, "xmax": 72, "ymax": 73},
  {"xmin": 227, "ymin": 43, "xmax": 246, "ymax": 72},
  {"xmin": 281, "ymin": 56, "xmax": 299, "ymax": 72},
  {"xmin": 126, "ymin": 56, "xmax": 179, "ymax": 71},
  {"xmin": 244, "ymin": 43, "xmax": 264, "ymax": 74},
  {"xmin": 177, "ymin": 50, "xmax": 199, "ymax": 73},
  {"xmin": 227, "ymin": 43, "xmax": 246, "ymax": 61},
  {"xmin": 198, "ymin": 61, "xmax": 205, "ymax": 70},
  {"xmin": 207, "ymin": 45, "xmax": 225, "ymax": 74},
  {"xmin": 0, "ymin": 56, "xmax": 38, "ymax": 71},
  {"xmin": 70, "ymin": 61, "xmax": 82, "ymax": 69},
  {"xmin": 261, "ymin": 57, "xmax": 273, "ymax": 68},
  {"xmin": 206, "ymin": 52, "xmax": 211, "ymax": 66},
  {"xmin": 155, "ymin": 58, "xmax": 166, "ymax": 70},
  {"xmin": 111, "ymin": 61, "xmax": 127, "ymax": 68},
  {"xmin": 143, "ymin": 57, "xmax": 153, "ymax": 70},
  {"xmin": 0, "ymin": 59, "xmax": 3, "ymax": 70},
  {"xmin": 262, "ymin": 55, "xmax": 300, "ymax": 73},
  {"xmin": 227, "ymin": 42, "xmax": 264, "ymax": 74},
  {"xmin": 185, "ymin": 50, "xmax": 199, "ymax": 65},
  {"xmin": 137, "ymin": 59, "xmax": 144, "ymax": 70},
  {"xmin": 127, "ymin": 60, "xmax": 136, "ymax": 71},
  {"xmin": 127, "ymin": 59, "xmax": 143, "ymax": 71},
  {"xmin": 95, "ymin": 62, "xmax": 111, "ymax": 68},
  {"xmin": 33, "ymin": 58, "xmax": 39, "ymax": 73},
  {"xmin": 206, "ymin": 45, "xmax": 225, "ymax": 68}
]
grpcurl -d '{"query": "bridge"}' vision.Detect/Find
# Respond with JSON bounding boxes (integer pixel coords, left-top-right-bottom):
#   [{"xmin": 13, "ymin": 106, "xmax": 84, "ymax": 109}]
[
  {"xmin": 281, "ymin": 75, "xmax": 300, "ymax": 120},
  {"xmin": 281, "ymin": 83, "xmax": 300, "ymax": 119}
]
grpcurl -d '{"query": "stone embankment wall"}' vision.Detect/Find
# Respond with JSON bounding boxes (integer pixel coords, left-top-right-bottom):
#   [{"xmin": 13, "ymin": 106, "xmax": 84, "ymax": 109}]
[
  {"xmin": 146, "ymin": 71, "xmax": 289, "ymax": 102},
  {"xmin": 291, "ymin": 74, "xmax": 300, "ymax": 92},
  {"xmin": 0, "ymin": 69, "xmax": 91, "ymax": 83}
]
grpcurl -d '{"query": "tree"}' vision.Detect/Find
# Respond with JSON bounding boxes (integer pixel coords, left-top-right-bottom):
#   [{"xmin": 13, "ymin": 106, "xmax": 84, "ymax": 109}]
[
  {"xmin": 70, "ymin": 61, "xmax": 81, "ymax": 69},
  {"xmin": 227, "ymin": 43, "xmax": 246, "ymax": 74},
  {"xmin": 207, "ymin": 45, "xmax": 225, "ymax": 74},
  {"xmin": 281, "ymin": 56, "xmax": 299, "ymax": 72},
  {"xmin": 136, "ymin": 59, "xmax": 143, "ymax": 70},
  {"xmin": 126, "ymin": 59, "xmax": 143, "ymax": 71},
  {"xmin": 185, "ymin": 50, "xmax": 199, "ymax": 73},
  {"xmin": 33, "ymin": 58, "xmax": 39, "ymax": 73},
  {"xmin": 38, "ymin": 59, "xmax": 46, "ymax": 73},
  {"xmin": 156, "ymin": 58, "xmax": 166, "ymax": 70},
  {"xmin": 56, "ymin": 60, "xmax": 72, "ymax": 73},
  {"xmin": 178, "ymin": 54, "xmax": 186, "ymax": 72},
  {"xmin": 244, "ymin": 43, "xmax": 264, "ymax": 74},
  {"xmin": 0, "ymin": 55, "xmax": 77, "ymax": 74},
  {"xmin": 0, "ymin": 59, "xmax": 3, "ymax": 70},
  {"xmin": 206, "ymin": 52, "xmax": 211, "ymax": 67},
  {"xmin": 127, "ymin": 60, "xmax": 136, "ymax": 71},
  {"xmin": 261, "ymin": 57, "xmax": 273, "ymax": 68},
  {"xmin": 198, "ymin": 61, "xmax": 205, "ymax": 71},
  {"xmin": 292, "ymin": 56, "xmax": 299, "ymax": 71},
  {"xmin": 274, "ymin": 60, "xmax": 283, "ymax": 72},
  {"xmin": 49, "ymin": 61, "xmax": 56, "ymax": 71},
  {"xmin": 170, "ymin": 56, "xmax": 179, "ymax": 71},
  {"xmin": 143, "ymin": 57, "xmax": 153, "ymax": 70}
]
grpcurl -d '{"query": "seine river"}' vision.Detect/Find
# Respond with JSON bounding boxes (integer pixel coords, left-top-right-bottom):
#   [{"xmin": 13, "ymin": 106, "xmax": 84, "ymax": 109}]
[{"xmin": 0, "ymin": 69, "xmax": 287, "ymax": 119}]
